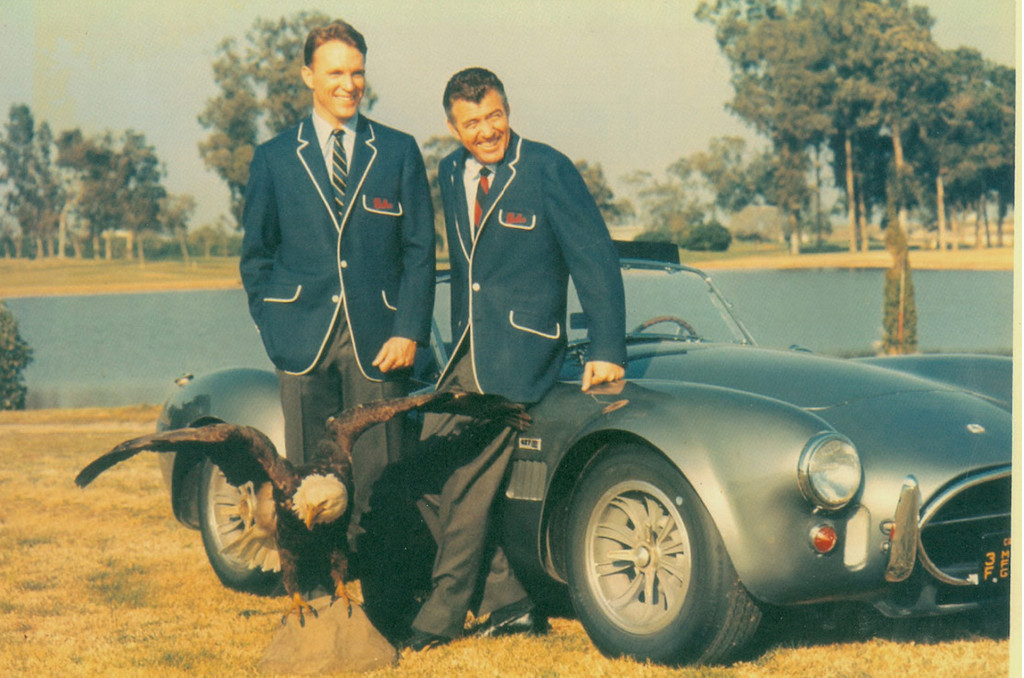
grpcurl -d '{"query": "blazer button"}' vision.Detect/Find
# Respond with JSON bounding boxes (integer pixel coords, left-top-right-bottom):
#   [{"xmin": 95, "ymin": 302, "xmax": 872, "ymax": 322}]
[
  {"xmin": 340, "ymin": 260, "xmax": 348, "ymax": 268},
  {"xmin": 472, "ymin": 282, "xmax": 481, "ymax": 292},
  {"xmin": 331, "ymin": 295, "xmax": 340, "ymax": 304}
]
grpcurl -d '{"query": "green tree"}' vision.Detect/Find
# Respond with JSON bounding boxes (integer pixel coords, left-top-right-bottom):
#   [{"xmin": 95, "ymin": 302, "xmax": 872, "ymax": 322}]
[
  {"xmin": 119, "ymin": 131, "xmax": 166, "ymax": 264},
  {"xmin": 56, "ymin": 129, "xmax": 167, "ymax": 260},
  {"xmin": 0, "ymin": 104, "xmax": 65, "ymax": 258},
  {"xmin": 161, "ymin": 194, "xmax": 197, "ymax": 263},
  {"xmin": 685, "ymin": 136, "xmax": 763, "ymax": 219},
  {"xmin": 199, "ymin": 12, "xmax": 378, "ymax": 227},
  {"xmin": 924, "ymin": 48, "xmax": 1015, "ymax": 250},
  {"xmin": 697, "ymin": 0, "xmax": 832, "ymax": 253},
  {"xmin": 880, "ymin": 205, "xmax": 917, "ymax": 354},
  {"xmin": 626, "ymin": 168, "xmax": 705, "ymax": 246},
  {"xmin": 0, "ymin": 300, "xmax": 33, "ymax": 410},
  {"xmin": 420, "ymin": 135, "xmax": 460, "ymax": 257},
  {"xmin": 189, "ymin": 217, "xmax": 234, "ymax": 258},
  {"xmin": 575, "ymin": 160, "xmax": 633, "ymax": 226}
]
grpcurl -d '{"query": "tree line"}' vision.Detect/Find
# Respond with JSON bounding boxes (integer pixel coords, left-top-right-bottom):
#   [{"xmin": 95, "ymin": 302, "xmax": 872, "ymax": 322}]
[
  {"xmin": 688, "ymin": 0, "xmax": 1014, "ymax": 254},
  {"xmin": 0, "ymin": 104, "xmax": 199, "ymax": 261},
  {"xmin": 1, "ymin": 3, "xmax": 1014, "ymax": 264}
]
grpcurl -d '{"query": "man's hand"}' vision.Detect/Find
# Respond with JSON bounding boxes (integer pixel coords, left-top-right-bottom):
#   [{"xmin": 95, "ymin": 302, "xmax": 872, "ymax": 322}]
[
  {"xmin": 372, "ymin": 337, "xmax": 417, "ymax": 373},
  {"xmin": 581, "ymin": 360, "xmax": 625, "ymax": 391}
]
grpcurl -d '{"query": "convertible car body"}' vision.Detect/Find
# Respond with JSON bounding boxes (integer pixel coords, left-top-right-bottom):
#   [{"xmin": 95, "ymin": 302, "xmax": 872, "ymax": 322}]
[{"xmin": 157, "ymin": 244, "xmax": 1012, "ymax": 664}]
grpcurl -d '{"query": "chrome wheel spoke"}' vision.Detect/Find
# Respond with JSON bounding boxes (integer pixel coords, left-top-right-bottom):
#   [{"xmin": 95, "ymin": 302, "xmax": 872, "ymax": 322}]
[
  {"xmin": 608, "ymin": 569, "xmax": 645, "ymax": 610},
  {"xmin": 595, "ymin": 522, "xmax": 639, "ymax": 548},
  {"xmin": 610, "ymin": 494, "xmax": 651, "ymax": 533},
  {"xmin": 595, "ymin": 560, "xmax": 635, "ymax": 576},
  {"xmin": 643, "ymin": 566, "xmax": 656, "ymax": 605}
]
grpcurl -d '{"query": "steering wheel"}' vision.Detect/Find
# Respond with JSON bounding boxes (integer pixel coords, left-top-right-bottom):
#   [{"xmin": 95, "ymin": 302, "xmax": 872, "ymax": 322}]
[{"xmin": 630, "ymin": 315, "xmax": 700, "ymax": 341}]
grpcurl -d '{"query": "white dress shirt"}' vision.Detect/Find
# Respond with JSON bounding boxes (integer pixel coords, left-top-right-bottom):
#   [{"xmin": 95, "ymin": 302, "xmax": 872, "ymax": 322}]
[
  {"xmin": 311, "ymin": 110, "xmax": 358, "ymax": 176},
  {"xmin": 462, "ymin": 156, "xmax": 497, "ymax": 228}
]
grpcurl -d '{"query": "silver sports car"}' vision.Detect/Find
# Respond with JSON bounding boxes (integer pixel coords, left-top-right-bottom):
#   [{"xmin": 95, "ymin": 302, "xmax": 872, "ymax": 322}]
[{"xmin": 157, "ymin": 243, "xmax": 1011, "ymax": 664}]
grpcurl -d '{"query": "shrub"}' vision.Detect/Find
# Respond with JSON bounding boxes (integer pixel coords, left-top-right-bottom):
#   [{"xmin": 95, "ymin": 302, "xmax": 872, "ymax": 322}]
[
  {"xmin": 0, "ymin": 300, "xmax": 33, "ymax": 409},
  {"xmin": 684, "ymin": 221, "xmax": 732, "ymax": 252}
]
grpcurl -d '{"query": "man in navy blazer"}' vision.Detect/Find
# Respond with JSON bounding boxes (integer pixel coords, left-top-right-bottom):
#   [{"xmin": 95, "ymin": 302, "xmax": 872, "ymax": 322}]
[
  {"xmin": 407, "ymin": 67, "xmax": 626, "ymax": 650},
  {"xmin": 240, "ymin": 21, "xmax": 434, "ymax": 553}
]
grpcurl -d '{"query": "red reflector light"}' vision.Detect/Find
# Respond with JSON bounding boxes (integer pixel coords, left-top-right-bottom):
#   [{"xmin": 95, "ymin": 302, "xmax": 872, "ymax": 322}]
[{"xmin": 811, "ymin": 525, "xmax": 838, "ymax": 554}]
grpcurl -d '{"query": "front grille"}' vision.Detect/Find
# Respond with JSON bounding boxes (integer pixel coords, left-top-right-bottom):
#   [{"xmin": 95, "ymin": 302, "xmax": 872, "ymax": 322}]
[{"xmin": 919, "ymin": 468, "xmax": 1012, "ymax": 584}]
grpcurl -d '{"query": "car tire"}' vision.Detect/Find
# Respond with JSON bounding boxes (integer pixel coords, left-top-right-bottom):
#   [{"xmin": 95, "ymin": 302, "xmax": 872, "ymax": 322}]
[
  {"xmin": 566, "ymin": 443, "xmax": 761, "ymax": 665},
  {"xmin": 197, "ymin": 458, "xmax": 281, "ymax": 594}
]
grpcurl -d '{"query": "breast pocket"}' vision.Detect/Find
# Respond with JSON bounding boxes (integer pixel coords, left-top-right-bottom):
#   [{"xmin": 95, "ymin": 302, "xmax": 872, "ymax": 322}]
[
  {"xmin": 498, "ymin": 209, "xmax": 536, "ymax": 230},
  {"xmin": 361, "ymin": 195, "xmax": 403, "ymax": 217}
]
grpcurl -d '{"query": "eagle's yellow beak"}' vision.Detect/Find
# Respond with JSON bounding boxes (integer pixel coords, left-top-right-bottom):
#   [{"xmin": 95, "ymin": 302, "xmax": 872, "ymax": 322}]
[{"xmin": 304, "ymin": 502, "xmax": 325, "ymax": 530}]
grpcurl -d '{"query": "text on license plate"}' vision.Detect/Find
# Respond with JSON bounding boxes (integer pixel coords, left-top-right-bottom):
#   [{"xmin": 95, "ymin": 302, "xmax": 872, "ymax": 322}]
[{"xmin": 980, "ymin": 535, "xmax": 1011, "ymax": 585}]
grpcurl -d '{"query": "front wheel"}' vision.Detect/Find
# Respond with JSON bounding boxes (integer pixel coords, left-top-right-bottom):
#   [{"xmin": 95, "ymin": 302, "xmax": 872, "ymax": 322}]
[
  {"xmin": 566, "ymin": 444, "xmax": 761, "ymax": 665},
  {"xmin": 197, "ymin": 458, "xmax": 281, "ymax": 594}
]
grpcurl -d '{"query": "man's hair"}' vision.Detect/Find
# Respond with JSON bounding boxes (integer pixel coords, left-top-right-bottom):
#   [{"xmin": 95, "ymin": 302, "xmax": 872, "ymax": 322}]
[
  {"xmin": 443, "ymin": 67, "xmax": 508, "ymax": 121},
  {"xmin": 304, "ymin": 20, "xmax": 367, "ymax": 66}
]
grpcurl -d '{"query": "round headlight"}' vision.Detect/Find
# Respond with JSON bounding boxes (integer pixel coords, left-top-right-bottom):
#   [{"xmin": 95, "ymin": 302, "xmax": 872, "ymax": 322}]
[{"xmin": 797, "ymin": 433, "xmax": 861, "ymax": 510}]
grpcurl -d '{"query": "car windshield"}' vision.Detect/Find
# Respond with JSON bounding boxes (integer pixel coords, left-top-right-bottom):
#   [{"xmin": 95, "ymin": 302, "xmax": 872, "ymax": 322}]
[
  {"xmin": 431, "ymin": 262, "xmax": 753, "ymax": 360},
  {"xmin": 568, "ymin": 262, "xmax": 753, "ymax": 346}
]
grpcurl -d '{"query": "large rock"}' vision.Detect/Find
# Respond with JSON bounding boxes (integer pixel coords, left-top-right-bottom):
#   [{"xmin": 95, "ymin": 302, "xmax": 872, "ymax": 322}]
[{"xmin": 259, "ymin": 595, "xmax": 398, "ymax": 675}]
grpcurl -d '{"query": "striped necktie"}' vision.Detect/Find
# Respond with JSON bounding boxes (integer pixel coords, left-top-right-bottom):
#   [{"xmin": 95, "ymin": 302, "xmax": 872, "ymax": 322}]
[
  {"xmin": 474, "ymin": 167, "xmax": 491, "ymax": 232},
  {"xmin": 331, "ymin": 129, "xmax": 348, "ymax": 217}
]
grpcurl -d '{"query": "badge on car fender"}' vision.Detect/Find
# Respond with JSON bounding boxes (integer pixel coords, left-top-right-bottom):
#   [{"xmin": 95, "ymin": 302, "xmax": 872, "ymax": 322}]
[{"xmin": 518, "ymin": 437, "xmax": 542, "ymax": 451}]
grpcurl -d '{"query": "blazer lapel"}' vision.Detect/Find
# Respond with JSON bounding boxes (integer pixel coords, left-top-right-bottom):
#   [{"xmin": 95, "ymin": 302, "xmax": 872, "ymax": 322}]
[
  {"xmin": 474, "ymin": 131, "xmax": 522, "ymax": 243},
  {"xmin": 337, "ymin": 116, "xmax": 378, "ymax": 231},
  {"xmin": 448, "ymin": 152, "xmax": 474, "ymax": 262},
  {"xmin": 294, "ymin": 117, "xmax": 340, "ymax": 230}
]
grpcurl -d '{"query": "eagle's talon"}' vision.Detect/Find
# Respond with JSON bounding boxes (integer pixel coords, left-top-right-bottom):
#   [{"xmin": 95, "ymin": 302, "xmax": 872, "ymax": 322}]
[
  {"xmin": 330, "ymin": 581, "xmax": 361, "ymax": 618},
  {"xmin": 283, "ymin": 592, "xmax": 316, "ymax": 627}
]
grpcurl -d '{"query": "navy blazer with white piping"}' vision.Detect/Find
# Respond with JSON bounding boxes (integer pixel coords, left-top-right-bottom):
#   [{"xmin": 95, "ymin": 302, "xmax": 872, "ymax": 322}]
[
  {"xmin": 240, "ymin": 114, "xmax": 435, "ymax": 378},
  {"xmin": 437, "ymin": 130, "xmax": 626, "ymax": 403}
]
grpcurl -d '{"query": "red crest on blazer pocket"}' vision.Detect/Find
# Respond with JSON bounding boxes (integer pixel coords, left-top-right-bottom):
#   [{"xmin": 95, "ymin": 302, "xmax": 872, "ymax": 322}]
[
  {"xmin": 498, "ymin": 209, "xmax": 536, "ymax": 229},
  {"xmin": 362, "ymin": 195, "xmax": 404, "ymax": 216}
]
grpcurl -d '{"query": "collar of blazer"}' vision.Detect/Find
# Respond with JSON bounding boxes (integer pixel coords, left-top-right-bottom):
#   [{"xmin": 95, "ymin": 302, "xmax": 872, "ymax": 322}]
[
  {"xmin": 295, "ymin": 115, "xmax": 379, "ymax": 233},
  {"xmin": 452, "ymin": 130, "xmax": 523, "ymax": 263}
]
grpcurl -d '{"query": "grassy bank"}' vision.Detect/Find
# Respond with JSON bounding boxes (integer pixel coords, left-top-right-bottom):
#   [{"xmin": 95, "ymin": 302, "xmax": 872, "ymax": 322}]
[
  {"xmin": 0, "ymin": 244, "xmax": 1015, "ymax": 299},
  {"xmin": 0, "ymin": 258, "xmax": 243, "ymax": 299},
  {"xmin": 0, "ymin": 407, "xmax": 1010, "ymax": 677}
]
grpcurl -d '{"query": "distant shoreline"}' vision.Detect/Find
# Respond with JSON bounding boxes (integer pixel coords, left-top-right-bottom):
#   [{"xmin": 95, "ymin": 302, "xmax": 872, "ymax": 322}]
[
  {"xmin": 690, "ymin": 247, "xmax": 1017, "ymax": 272},
  {"xmin": 1, "ymin": 247, "xmax": 1015, "ymax": 299}
]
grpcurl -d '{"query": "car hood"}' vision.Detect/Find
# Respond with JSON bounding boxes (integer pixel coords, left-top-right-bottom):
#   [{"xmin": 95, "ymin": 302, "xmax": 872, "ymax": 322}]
[{"xmin": 624, "ymin": 343, "xmax": 976, "ymax": 410}]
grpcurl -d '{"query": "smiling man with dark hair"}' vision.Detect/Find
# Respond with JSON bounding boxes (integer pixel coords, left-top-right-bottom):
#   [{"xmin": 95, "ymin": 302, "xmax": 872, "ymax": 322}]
[{"xmin": 405, "ymin": 66, "xmax": 626, "ymax": 651}]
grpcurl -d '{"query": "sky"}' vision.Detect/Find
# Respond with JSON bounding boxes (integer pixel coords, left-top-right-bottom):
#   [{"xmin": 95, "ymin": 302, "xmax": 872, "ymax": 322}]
[{"xmin": 0, "ymin": 0, "xmax": 1018, "ymax": 228}]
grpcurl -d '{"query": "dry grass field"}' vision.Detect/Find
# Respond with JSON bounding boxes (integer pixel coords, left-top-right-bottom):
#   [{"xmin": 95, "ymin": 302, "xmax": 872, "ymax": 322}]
[{"xmin": 0, "ymin": 406, "xmax": 1012, "ymax": 677}]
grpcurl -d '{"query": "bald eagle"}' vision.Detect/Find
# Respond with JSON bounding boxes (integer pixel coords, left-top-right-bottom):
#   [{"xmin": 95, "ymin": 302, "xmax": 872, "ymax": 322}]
[{"xmin": 75, "ymin": 390, "xmax": 531, "ymax": 625}]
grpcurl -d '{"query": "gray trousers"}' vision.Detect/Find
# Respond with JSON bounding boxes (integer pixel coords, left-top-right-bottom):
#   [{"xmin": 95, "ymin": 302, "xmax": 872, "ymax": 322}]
[
  {"xmin": 277, "ymin": 313, "xmax": 407, "ymax": 546},
  {"xmin": 411, "ymin": 351, "xmax": 528, "ymax": 638}
]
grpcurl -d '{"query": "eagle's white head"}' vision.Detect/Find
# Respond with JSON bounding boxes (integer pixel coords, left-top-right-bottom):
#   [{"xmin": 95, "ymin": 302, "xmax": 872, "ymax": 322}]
[{"xmin": 291, "ymin": 473, "xmax": 348, "ymax": 530}]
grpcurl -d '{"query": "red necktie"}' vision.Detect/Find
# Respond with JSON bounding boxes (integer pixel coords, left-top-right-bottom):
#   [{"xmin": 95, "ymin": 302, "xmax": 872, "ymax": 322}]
[{"xmin": 474, "ymin": 167, "xmax": 491, "ymax": 231}]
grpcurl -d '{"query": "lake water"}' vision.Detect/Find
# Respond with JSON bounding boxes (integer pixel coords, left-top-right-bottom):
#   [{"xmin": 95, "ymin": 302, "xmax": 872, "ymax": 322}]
[{"xmin": 5, "ymin": 269, "xmax": 1015, "ymax": 409}]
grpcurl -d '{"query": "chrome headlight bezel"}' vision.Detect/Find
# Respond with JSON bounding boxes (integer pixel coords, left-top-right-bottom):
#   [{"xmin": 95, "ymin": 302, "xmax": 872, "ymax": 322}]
[{"xmin": 797, "ymin": 432, "xmax": 862, "ymax": 510}]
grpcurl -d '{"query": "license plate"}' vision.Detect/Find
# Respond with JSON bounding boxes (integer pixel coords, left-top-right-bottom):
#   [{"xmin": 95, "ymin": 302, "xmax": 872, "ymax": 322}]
[{"xmin": 979, "ymin": 534, "xmax": 1011, "ymax": 585}]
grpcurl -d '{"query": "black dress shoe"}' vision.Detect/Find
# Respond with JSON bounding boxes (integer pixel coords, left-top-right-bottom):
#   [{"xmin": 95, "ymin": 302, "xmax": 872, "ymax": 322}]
[
  {"xmin": 403, "ymin": 628, "xmax": 452, "ymax": 652},
  {"xmin": 476, "ymin": 599, "xmax": 550, "ymax": 638}
]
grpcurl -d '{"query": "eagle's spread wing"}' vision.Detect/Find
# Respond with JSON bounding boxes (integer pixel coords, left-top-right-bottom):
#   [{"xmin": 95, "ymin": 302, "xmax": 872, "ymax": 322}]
[
  {"xmin": 420, "ymin": 392, "xmax": 533, "ymax": 431},
  {"xmin": 75, "ymin": 423, "xmax": 294, "ymax": 490},
  {"xmin": 323, "ymin": 391, "xmax": 531, "ymax": 461}
]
